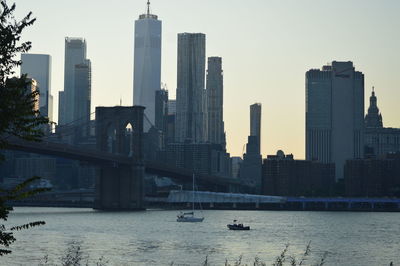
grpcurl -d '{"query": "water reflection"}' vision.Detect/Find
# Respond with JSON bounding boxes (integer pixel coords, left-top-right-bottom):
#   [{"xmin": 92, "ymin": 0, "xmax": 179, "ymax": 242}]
[{"xmin": 3, "ymin": 208, "xmax": 400, "ymax": 265}]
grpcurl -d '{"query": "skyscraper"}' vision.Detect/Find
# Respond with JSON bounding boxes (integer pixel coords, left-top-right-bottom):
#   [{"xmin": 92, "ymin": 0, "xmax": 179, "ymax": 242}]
[
  {"xmin": 207, "ymin": 57, "xmax": 226, "ymax": 148},
  {"xmin": 73, "ymin": 59, "xmax": 91, "ymax": 138},
  {"xmin": 306, "ymin": 61, "xmax": 364, "ymax": 179},
  {"xmin": 250, "ymin": 103, "xmax": 261, "ymax": 154},
  {"xmin": 155, "ymin": 88, "xmax": 168, "ymax": 133},
  {"xmin": 365, "ymin": 87, "xmax": 383, "ymax": 128},
  {"xmin": 133, "ymin": 1, "xmax": 162, "ymax": 126},
  {"xmin": 60, "ymin": 37, "xmax": 88, "ymax": 125},
  {"xmin": 58, "ymin": 91, "xmax": 66, "ymax": 126},
  {"xmin": 20, "ymin": 54, "xmax": 53, "ymax": 121},
  {"xmin": 175, "ymin": 33, "xmax": 206, "ymax": 143}
]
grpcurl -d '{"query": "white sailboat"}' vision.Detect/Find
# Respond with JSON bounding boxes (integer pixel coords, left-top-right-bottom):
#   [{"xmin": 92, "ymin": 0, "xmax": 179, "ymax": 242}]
[{"xmin": 176, "ymin": 174, "xmax": 204, "ymax": 222}]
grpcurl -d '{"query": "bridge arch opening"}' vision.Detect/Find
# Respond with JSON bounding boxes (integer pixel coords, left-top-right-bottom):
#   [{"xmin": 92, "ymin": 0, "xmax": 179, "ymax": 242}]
[{"xmin": 124, "ymin": 122, "xmax": 134, "ymax": 156}]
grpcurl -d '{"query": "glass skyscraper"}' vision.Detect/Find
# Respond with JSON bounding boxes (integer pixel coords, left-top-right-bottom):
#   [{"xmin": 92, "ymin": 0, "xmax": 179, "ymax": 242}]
[
  {"xmin": 207, "ymin": 57, "xmax": 226, "ymax": 148},
  {"xmin": 306, "ymin": 61, "xmax": 364, "ymax": 179},
  {"xmin": 60, "ymin": 37, "xmax": 88, "ymax": 125},
  {"xmin": 20, "ymin": 54, "xmax": 53, "ymax": 121},
  {"xmin": 133, "ymin": 1, "xmax": 162, "ymax": 127},
  {"xmin": 175, "ymin": 33, "xmax": 206, "ymax": 143}
]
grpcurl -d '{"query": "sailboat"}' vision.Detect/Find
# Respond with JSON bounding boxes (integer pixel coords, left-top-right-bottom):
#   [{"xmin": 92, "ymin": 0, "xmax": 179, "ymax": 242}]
[{"xmin": 176, "ymin": 174, "xmax": 204, "ymax": 222}]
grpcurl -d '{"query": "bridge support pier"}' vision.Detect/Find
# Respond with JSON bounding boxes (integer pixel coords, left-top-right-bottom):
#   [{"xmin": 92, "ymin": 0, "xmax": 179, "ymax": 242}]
[
  {"xmin": 95, "ymin": 163, "xmax": 144, "ymax": 211},
  {"xmin": 95, "ymin": 106, "xmax": 145, "ymax": 211}
]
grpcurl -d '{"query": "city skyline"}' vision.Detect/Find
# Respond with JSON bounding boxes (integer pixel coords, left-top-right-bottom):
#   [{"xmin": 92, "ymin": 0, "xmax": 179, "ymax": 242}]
[{"xmin": 13, "ymin": 0, "xmax": 400, "ymax": 158}]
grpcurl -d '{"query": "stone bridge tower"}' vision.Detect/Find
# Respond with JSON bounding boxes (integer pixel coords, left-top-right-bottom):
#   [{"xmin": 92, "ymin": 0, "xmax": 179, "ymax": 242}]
[{"xmin": 95, "ymin": 106, "xmax": 145, "ymax": 210}]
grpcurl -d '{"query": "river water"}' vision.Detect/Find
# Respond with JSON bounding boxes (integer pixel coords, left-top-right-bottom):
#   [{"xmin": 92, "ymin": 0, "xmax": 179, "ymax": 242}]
[{"xmin": 2, "ymin": 207, "xmax": 400, "ymax": 265}]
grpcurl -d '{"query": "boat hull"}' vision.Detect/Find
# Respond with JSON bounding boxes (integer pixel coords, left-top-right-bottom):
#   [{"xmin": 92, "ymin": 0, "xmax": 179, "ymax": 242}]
[
  {"xmin": 227, "ymin": 224, "xmax": 250, "ymax": 230},
  {"xmin": 177, "ymin": 217, "xmax": 204, "ymax": 222}
]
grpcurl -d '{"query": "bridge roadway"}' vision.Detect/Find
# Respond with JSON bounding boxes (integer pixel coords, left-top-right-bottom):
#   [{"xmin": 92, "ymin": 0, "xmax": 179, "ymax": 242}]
[{"xmin": 7, "ymin": 138, "xmax": 244, "ymax": 188}]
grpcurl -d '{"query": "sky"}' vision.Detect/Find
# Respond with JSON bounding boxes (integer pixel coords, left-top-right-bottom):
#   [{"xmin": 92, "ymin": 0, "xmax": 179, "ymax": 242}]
[{"xmin": 12, "ymin": 0, "xmax": 400, "ymax": 158}]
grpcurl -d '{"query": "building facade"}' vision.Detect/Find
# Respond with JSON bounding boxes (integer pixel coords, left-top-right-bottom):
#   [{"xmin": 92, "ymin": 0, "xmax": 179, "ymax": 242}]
[
  {"xmin": 73, "ymin": 60, "xmax": 92, "ymax": 140},
  {"xmin": 240, "ymin": 136, "xmax": 262, "ymax": 190},
  {"xmin": 133, "ymin": 1, "xmax": 162, "ymax": 126},
  {"xmin": 155, "ymin": 89, "xmax": 168, "ymax": 131},
  {"xmin": 160, "ymin": 143, "xmax": 231, "ymax": 177},
  {"xmin": 250, "ymin": 103, "xmax": 262, "ymax": 154},
  {"xmin": 345, "ymin": 153, "xmax": 400, "ymax": 197},
  {"xmin": 207, "ymin": 57, "xmax": 226, "ymax": 148},
  {"xmin": 175, "ymin": 33, "xmax": 207, "ymax": 143},
  {"xmin": 306, "ymin": 61, "xmax": 364, "ymax": 179},
  {"xmin": 168, "ymin": 99, "xmax": 176, "ymax": 115},
  {"xmin": 60, "ymin": 38, "xmax": 88, "ymax": 125},
  {"xmin": 262, "ymin": 150, "xmax": 335, "ymax": 196},
  {"xmin": 20, "ymin": 54, "xmax": 53, "ymax": 121},
  {"xmin": 364, "ymin": 89, "xmax": 400, "ymax": 157}
]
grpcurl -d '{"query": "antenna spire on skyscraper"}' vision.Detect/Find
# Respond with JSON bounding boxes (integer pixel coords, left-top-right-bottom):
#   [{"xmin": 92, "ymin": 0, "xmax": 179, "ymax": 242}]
[{"xmin": 147, "ymin": 0, "xmax": 150, "ymax": 15}]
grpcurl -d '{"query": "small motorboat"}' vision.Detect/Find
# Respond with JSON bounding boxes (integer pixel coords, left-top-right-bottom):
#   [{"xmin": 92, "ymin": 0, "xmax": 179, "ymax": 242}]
[{"xmin": 227, "ymin": 220, "xmax": 250, "ymax": 230}]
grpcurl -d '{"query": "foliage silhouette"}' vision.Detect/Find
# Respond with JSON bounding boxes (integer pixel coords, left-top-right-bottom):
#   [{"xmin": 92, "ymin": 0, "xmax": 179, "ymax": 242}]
[{"xmin": 0, "ymin": 1, "xmax": 50, "ymax": 256}]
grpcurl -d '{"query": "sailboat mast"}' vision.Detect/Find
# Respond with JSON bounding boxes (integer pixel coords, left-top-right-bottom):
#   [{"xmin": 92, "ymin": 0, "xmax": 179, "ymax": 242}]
[{"xmin": 192, "ymin": 173, "xmax": 195, "ymax": 213}]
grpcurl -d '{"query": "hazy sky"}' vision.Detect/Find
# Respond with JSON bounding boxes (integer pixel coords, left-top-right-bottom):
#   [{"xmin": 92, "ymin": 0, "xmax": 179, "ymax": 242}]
[{"xmin": 13, "ymin": 0, "xmax": 400, "ymax": 158}]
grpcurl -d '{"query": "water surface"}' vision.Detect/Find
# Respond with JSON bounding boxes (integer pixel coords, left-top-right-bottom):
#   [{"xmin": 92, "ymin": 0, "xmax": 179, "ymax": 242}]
[{"xmin": 3, "ymin": 208, "xmax": 400, "ymax": 265}]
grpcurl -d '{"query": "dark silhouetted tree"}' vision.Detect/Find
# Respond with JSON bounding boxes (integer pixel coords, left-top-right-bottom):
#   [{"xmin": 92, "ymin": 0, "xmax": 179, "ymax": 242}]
[{"xmin": 0, "ymin": 1, "xmax": 50, "ymax": 256}]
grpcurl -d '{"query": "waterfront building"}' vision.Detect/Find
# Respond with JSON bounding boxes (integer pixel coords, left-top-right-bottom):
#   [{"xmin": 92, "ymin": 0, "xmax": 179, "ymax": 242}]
[
  {"xmin": 364, "ymin": 89, "xmax": 400, "ymax": 157},
  {"xmin": 60, "ymin": 37, "xmax": 88, "ymax": 125},
  {"xmin": 133, "ymin": 0, "xmax": 162, "ymax": 127},
  {"xmin": 240, "ymin": 136, "xmax": 262, "ymax": 190},
  {"xmin": 344, "ymin": 152, "xmax": 400, "ymax": 197},
  {"xmin": 262, "ymin": 150, "xmax": 335, "ymax": 196},
  {"xmin": 20, "ymin": 54, "xmax": 53, "ymax": 121},
  {"xmin": 250, "ymin": 103, "xmax": 262, "ymax": 154},
  {"xmin": 160, "ymin": 143, "xmax": 231, "ymax": 177},
  {"xmin": 15, "ymin": 156, "xmax": 56, "ymax": 182},
  {"xmin": 175, "ymin": 33, "xmax": 207, "ymax": 143},
  {"xmin": 306, "ymin": 61, "xmax": 365, "ymax": 180},
  {"xmin": 240, "ymin": 103, "xmax": 263, "ymax": 190},
  {"xmin": 231, "ymin": 156, "xmax": 243, "ymax": 178},
  {"xmin": 207, "ymin": 57, "xmax": 226, "ymax": 148}
]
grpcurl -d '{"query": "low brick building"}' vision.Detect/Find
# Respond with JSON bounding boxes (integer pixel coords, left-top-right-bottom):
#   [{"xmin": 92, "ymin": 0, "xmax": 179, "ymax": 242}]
[
  {"xmin": 262, "ymin": 150, "xmax": 335, "ymax": 196},
  {"xmin": 344, "ymin": 152, "xmax": 400, "ymax": 197}
]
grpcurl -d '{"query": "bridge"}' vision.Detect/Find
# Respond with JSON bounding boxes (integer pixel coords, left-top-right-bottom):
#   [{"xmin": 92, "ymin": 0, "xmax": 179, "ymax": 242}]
[{"xmin": 6, "ymin": 106, "xmax": 245, "ymax": 211}]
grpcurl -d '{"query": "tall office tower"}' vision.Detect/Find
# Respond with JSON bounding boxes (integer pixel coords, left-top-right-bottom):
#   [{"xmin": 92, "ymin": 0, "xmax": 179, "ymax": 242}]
[
  {"xmin": 175, "ymin": 33, "xmax": 206, "ymax": 143},
  {"xmin": 155, "ymin": 89, "xmax": 168, "ymax": 131},
  {"xmin": 306, "ymin": 61, "xmax": 364, "ymax": 180},
  {"xmin": 58, "ymin": 91, "xmax": 66, "ymax": 126},
  {"xmin": 207, "ymin": 57, "xmax": 226, "ymax": 148},
  {"xmin": 168, "ymin": 99, "xmax": 176, "ymax": 115},
  {"xmin": 365, "ymin": 87, "xmax": 383, "ymax": 128},
  {"xmin": 240, "ymin": 135, "xmax": 262, "ymax": 190},
  {"xmin": 20, "ymin": 54, "xmax": 53, "ymax": 121},
  {"xmin": 133, "ymin": 0, "xmax": 162, "ymax": 126},
  {"xmin": 73, "ymin": 59, "xmax": 91, "ymax": 138},
  {"xmin": 250, "ymin": 103, "xmax": 262, "ymax": 154},
  {"xmin": 61, "ymin": 37, "xmax": 87, "ymax": 125}
]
